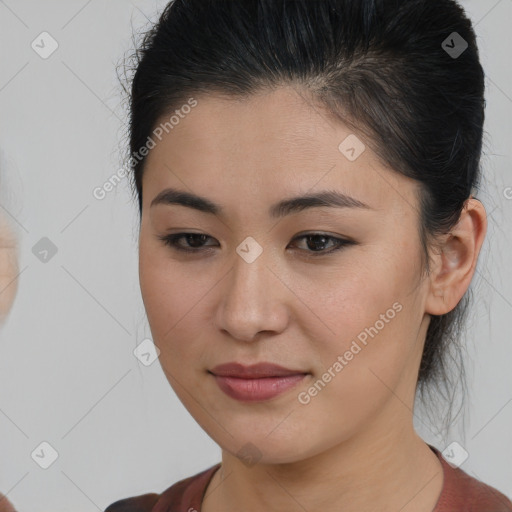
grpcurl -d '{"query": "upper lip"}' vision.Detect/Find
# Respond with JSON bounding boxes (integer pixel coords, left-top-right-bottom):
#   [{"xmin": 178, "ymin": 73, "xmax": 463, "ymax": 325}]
[{"xmin": 209, "ymin": 362, "xmax": 308, "ymax": 378}]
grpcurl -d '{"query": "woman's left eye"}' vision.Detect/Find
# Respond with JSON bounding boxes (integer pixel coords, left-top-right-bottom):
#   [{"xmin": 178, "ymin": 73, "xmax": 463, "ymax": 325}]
[
  {"xmin": 290, "ymin": 233, "xmax": 353, "ymax": 255},
  {"xmin": 157, "ymin": 232, "xmax": 353, "ymax": 256}
]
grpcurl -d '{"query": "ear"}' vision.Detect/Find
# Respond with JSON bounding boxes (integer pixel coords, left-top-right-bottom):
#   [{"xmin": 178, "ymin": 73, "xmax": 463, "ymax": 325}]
[
  {"xmin": 424, "ymin": 197, "xmax": 487, "ymax": 316},
  {"xmin": 0, "ymin": 214, "xmax": 19, "ymax": 325}
]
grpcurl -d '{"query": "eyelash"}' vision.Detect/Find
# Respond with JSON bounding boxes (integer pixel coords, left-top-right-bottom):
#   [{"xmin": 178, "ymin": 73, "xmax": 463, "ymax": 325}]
[{"xmin": 157, "ymin": 232, "xmax": 353, "ymax": 257}]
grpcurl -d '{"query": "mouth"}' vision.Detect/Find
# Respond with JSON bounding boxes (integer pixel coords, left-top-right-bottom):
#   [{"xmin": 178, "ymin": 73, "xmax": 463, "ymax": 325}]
[{"xmin": 208, "ymin": 362, "xmax": 310, "ymax": 402}]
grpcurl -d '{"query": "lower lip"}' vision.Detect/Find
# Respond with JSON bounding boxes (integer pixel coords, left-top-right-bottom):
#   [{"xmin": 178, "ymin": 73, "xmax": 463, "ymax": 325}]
[{"xmin": 211, "ymin": 373, "xmax": 308, "ymax": 402}]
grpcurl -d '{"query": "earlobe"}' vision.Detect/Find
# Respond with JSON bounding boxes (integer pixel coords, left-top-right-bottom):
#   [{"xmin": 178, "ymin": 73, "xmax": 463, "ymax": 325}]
[{"xmin": 424, "ymin": 198, "xmax": 487, "ymax": 316}]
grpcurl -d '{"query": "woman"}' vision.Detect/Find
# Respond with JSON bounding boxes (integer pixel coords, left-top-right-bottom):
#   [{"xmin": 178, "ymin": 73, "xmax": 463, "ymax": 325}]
[
  {"xmin": 104, "ymin": 0, "xmax": 509, "ymax": 510},
  {"xmin": 102, "ymin": 0, "xmax": 512, "ymax": 510}
]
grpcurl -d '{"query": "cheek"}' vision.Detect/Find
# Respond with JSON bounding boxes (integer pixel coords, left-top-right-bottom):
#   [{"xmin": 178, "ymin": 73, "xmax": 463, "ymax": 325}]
[
  {"xmin": 308, "ymin": 262, "xmax": 418, "ymax": 400},
  {"xmin": 296, "ymin": 306, "xmax": 415, "ymax": 445},
  {"xmin": 138, "ymin": 244, "xmax": 213, "ymax": 367}
]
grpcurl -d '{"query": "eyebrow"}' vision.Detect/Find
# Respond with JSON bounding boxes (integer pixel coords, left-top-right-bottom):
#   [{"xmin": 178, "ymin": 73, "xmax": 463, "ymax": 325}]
[{"xmin": 150, "ymin": 187, "xmax": 372, "ymax": 218}]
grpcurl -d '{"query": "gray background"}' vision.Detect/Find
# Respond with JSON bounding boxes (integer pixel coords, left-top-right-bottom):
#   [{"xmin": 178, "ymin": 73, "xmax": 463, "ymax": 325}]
[{"xmin": 0, "ymin": 1, "xmax": 510, "ymax": 510}]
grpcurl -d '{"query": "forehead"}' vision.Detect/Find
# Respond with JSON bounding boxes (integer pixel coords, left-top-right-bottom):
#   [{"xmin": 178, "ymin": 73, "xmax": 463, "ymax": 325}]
[{"xmin": 143, "ymin": 86, "xmax": 420, "ymax": 218}]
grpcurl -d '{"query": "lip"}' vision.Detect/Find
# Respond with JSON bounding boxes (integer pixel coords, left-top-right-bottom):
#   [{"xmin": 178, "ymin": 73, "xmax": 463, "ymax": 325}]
[
  {"xmin": 210, "ymin": 362, "xmax": 308, "ymax": 378},
  {"xmin": 209, "ymin": 362, "xmax": 309, "ymax": 402}
]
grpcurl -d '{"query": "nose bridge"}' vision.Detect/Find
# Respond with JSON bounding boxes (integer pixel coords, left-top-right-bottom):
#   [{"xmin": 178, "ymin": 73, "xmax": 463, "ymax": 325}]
[
  {"xmin": 228, "ymin": 239, "xmax": 271, "ymax": 309},
  {"xmin": 217, "ymin": 238, "xmax": 284, "ymax": 339}
]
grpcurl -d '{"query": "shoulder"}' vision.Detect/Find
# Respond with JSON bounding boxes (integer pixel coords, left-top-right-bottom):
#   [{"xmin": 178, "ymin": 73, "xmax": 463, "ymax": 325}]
[
  {"xmin": 104, "ymin": 463, "xmax": 221, "ymax": 512},
  {"xmin": 429, "ymin": 445, "xmax": 512, "ymax": 512},
  {"xmin": 104, "ymin": 493, "xmax": 160, "ymax": 512}
]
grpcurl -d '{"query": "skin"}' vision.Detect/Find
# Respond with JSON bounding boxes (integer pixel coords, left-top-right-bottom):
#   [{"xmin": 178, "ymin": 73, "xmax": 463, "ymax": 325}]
[
  {"xmin": 0, "ymin": 494, "xmax": 16, "ymax": 512},
  {"xmin": 0, "ymin": 213, "xmax": 18, "ymax": 326},
  {"xmin": 0, "ymin": 215, "xmax": 20, "ymax": 512},
  {"xmin": 139, "ymin": 86, "xmax": 486, "ymax": 512}
]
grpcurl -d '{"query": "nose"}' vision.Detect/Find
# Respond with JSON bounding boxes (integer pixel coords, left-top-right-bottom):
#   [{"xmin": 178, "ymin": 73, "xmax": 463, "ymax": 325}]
[{"xmin": 214, "ymin": 245, "xmax": 289, "ymax": 342}]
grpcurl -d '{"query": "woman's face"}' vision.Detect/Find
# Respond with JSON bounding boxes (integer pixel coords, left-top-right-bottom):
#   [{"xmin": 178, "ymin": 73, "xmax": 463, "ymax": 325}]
[{"xmin": 139, "ymin": 86, "xmax": 432, "ymax": 463}]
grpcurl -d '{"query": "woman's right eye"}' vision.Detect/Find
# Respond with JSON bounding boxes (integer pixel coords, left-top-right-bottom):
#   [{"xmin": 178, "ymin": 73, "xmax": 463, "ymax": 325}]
[{"xmin": 157, "ymin": 233, "xmax": 218, "ymax": 253}]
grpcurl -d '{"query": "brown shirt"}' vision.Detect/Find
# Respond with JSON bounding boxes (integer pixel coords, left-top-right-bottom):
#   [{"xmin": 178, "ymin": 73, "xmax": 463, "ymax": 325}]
[{"xmin": 104, "ymin": 445, "xmax": 512, "ymax": 511}]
